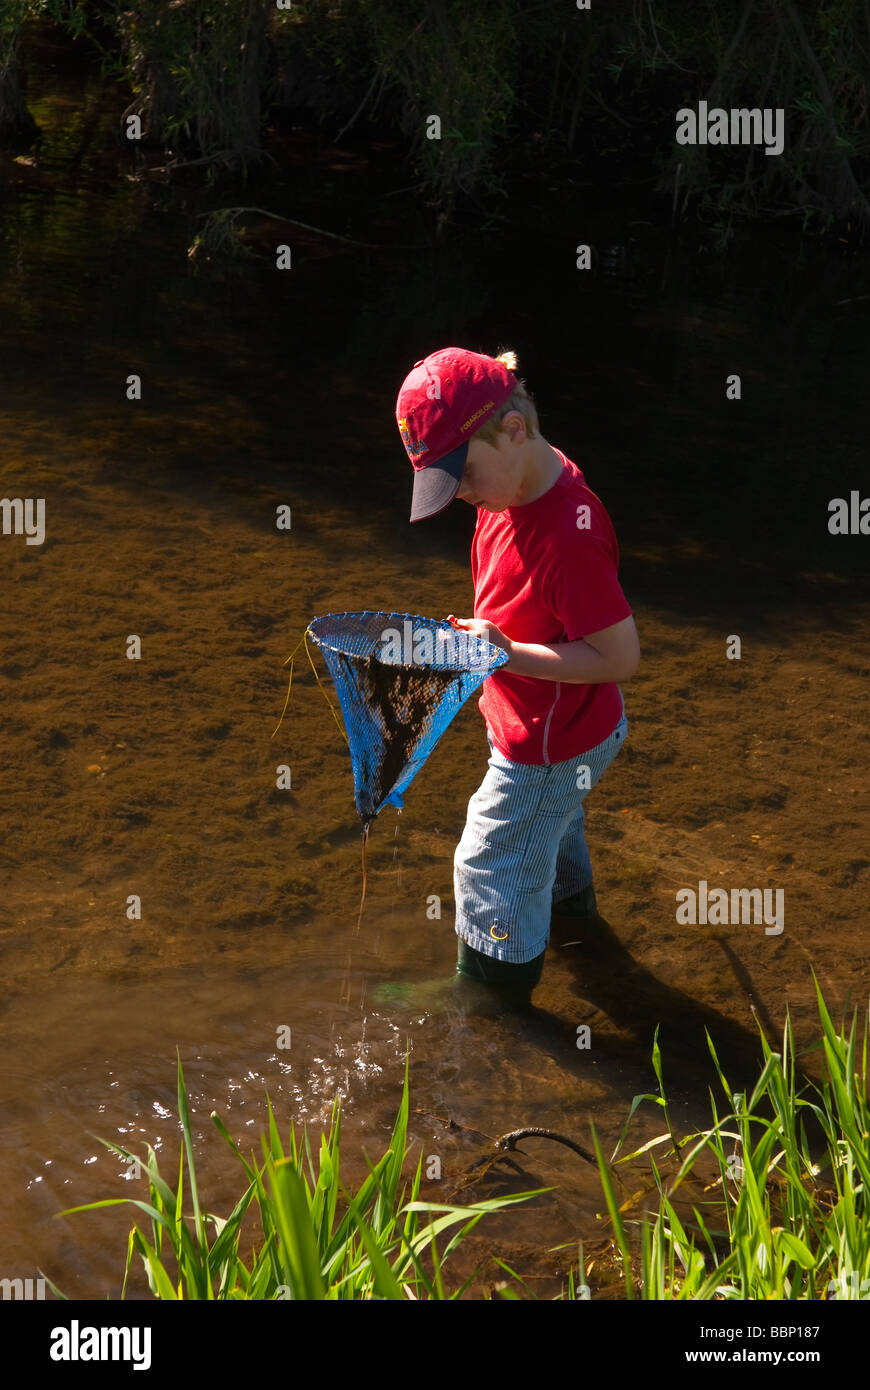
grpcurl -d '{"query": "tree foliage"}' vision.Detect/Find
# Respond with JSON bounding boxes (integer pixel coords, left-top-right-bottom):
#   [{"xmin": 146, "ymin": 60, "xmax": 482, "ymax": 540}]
[{"xmin": 3, "ymin": 0, "xmax": 868, "ymax": 236}]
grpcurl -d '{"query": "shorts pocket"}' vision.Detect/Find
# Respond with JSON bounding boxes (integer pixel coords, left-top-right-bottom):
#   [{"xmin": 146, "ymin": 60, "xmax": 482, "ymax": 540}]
[{"xmin": 466, "ymin": 768, "xmax": 548, "ymax": 853}]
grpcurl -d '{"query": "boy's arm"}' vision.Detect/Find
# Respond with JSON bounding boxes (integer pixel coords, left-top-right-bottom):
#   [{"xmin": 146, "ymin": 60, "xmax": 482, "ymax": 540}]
[
  {"xmin": 447, "ymin": 613, "xmax": 640, "ymax": 684},
  {"xmin": 503, "ymin": 614, "xmax": 640, "ymax": 684}
]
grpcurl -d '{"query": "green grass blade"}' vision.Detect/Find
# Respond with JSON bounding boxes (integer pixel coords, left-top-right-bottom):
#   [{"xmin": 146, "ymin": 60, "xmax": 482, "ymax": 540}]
[{"xmin": 590, "ymin": 1122, "xmax": 635, "ymax": 1300}]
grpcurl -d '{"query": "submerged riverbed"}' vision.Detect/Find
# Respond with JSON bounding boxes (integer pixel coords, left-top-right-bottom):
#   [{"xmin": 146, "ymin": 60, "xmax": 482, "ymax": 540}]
[{"xmin": 1, "ymin": 31, "xmax": 868, "ymax": 1297}]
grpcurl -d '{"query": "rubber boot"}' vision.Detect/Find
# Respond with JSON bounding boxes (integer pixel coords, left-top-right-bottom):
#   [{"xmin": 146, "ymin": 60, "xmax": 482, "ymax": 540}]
[{"xmin": 455, "ymin": 937, "xmax": 545, "ymax": 1006}]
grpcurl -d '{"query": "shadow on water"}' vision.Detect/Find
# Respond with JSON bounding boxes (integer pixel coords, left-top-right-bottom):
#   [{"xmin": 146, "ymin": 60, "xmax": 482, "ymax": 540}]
[
  {"xmin": 394, "ymin": 911, "xmax": 777, "ymax": 1111},
  {"xmin": 548, "ymin": 911, "xmax": 776, "ymax": 1091}
]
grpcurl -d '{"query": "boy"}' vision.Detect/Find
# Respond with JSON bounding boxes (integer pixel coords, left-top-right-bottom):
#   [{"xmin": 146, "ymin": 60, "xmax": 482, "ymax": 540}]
[{"xmin": 395, "ymin": 346, "xmax": 639, "ymax": 998}]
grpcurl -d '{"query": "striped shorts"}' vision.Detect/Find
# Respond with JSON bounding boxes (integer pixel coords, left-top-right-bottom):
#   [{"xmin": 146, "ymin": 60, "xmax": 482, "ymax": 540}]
[{"xmin": 453, "ymin": 699, "xmax": 628, "ymax": 964}]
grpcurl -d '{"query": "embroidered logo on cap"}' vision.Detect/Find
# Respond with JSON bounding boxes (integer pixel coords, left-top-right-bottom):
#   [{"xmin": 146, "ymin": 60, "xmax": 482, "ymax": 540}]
[
  {"xmin": 398, "ymin": 416, "xmax": 429, "ymax": 461},
  {"xmin": 461, "ymin": 400, "xmax": 496, "ymax": 433}
]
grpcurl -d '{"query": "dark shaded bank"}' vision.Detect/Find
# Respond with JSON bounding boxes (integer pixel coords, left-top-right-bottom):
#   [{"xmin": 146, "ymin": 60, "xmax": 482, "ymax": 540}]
[{"xmin": 3, "ymin": 1, "xmax": 870, "ymax": 242}]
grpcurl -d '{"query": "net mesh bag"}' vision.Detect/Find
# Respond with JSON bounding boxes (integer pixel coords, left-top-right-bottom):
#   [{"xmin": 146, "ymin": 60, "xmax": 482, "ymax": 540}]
[{"xmin": 307, "ymin": 610, "xmax": 508, "ymax": 824}]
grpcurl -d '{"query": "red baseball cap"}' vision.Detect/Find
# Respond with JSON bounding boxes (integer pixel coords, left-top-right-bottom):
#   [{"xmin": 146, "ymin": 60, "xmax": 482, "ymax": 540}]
[{"xmin": 396, "ymin": 347, "xmax": 518, "ymax": 522}]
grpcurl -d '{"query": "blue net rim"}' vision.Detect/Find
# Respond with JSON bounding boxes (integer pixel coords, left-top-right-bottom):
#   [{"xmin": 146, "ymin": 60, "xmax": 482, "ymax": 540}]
[{"xmin": 307, "ymin": 610, "xmax": 509, "ymax": 672}]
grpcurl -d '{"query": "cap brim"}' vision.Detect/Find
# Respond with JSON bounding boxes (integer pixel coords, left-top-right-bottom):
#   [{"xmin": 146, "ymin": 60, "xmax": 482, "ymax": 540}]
[{"xmin": 409, "ymin": 442, "xmax": 468, "ymax": 522}]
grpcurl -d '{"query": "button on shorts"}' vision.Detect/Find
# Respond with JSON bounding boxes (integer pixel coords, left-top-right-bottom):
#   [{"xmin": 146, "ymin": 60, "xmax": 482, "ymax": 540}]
[{"xmin": 453, "ymin": 701, "xmax": 628, "ymax": 964}]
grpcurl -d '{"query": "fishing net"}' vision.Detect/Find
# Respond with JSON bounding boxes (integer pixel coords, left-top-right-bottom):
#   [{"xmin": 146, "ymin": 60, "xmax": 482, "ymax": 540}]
[{"xmin": 303, "ymin": 610, "xmax": 508, "ymax": 824}]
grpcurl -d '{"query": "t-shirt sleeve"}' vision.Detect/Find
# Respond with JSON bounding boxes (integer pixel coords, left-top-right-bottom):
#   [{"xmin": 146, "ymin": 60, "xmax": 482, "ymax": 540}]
[{"xmin": 543, "ymin": 530, "xmax": 633, "ymax": 639}]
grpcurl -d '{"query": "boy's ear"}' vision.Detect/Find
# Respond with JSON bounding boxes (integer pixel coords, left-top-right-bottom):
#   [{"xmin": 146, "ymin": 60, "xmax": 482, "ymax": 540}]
[{"xmin": 501, "ymin": 410, "xmax": 527, "ymax": 443}]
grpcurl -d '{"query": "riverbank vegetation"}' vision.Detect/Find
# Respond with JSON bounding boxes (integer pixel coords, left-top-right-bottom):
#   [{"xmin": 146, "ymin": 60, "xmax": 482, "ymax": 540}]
[
  {"xmin": 591, "ymin": 975, "xmax": 870, "ymax": 1299},
  {"xmin": 53, "ymin": 979, "xmax": 870, "ymax": 1300},
  {"xmin": 1, "ymin": 1, "xmax": 868, "ymax": 242}
]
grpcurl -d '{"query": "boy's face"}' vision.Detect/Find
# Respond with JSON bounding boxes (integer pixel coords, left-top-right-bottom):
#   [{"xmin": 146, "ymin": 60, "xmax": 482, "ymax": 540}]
[{"xmin": 455, "ymin": 418, "xmax": 525, "ymax": 512}]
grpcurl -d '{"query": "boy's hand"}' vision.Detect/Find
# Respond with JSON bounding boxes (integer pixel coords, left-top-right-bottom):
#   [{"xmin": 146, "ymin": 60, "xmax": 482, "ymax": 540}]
[{"xmin": 447, "ymin": 614, "xmax": 512, "ymax": 655}]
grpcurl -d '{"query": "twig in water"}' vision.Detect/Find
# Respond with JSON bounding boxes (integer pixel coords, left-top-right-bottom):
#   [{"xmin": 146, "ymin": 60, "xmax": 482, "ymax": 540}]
[
  {"xmin": 195, "ymin": 206, "xmax": 428, "ymax": 251},
  {"xmin": 415, "ymin": 1108, "xmax": 497, "ymax": 1143},
  {"xmin": 494, "ymin": 1126, "xmax": 596, "ymax": 1165}
]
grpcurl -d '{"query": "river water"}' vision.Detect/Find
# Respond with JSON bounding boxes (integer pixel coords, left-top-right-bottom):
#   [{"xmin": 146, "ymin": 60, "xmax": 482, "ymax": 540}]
[{"xmin": 1, "ymin": 30, "xmax": 868, "ymax": 1298}]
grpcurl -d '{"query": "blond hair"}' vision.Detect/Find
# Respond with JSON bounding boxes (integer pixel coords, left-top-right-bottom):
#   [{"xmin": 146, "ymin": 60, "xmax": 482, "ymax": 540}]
[{"xmin": 472, "ymin": 349, "xmax": 540, "ymax": 444}]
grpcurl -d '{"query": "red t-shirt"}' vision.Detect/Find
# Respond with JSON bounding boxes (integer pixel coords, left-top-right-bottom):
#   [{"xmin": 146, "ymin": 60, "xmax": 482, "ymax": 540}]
[{"xmin": 472, "ymin": 447, "xmax": 632, "ymax": 765}]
